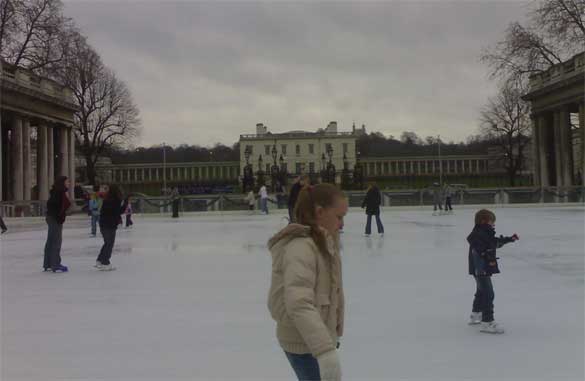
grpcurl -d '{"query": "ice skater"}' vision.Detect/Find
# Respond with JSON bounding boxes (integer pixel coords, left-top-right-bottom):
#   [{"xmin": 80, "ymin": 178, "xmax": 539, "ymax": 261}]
[
  {"xmin": 0, "ymin": 215, "xmax": 7, "ymax": 234},
  {"xmin": 467, "ymin": 209, "xmax": 519, "ymax": 334},
  {"xmin": 361, "ymin": 182, "xmax": 384, "ymax": 237},
  {"xmin": 444, "ymin": 183, "xmax": 454, "ymax": 213},
  {"xmin": 88, "ymin": 185, "xmax": 102, "ymax": 236},
  {"xmin": 259, "ymin": 184, "xmax": 269, "ymax": 214},
  {"xmin": 96, "ymin": 185, "xmax": 128, "ymax": 271},
  {"xmin": 431, "ymin": 183, "xmax": 443, "ymax": 215},
  {"xmin": 268, "ymin": 184, "xmax": 347, "ymax": 381},
  {"xmin": 245, "ymin": 188, "xmax": 256, "ymax": 213},
  {"xmin": 125, "ymin": 196, "xmax": 134, "ymax": 228},
  {"xmin": 43, "ymin": 176, "xmax": 71, "ymax": 272}
]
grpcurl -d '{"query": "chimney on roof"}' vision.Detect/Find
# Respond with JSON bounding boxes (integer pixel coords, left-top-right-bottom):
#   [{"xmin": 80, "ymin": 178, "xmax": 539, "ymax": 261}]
[
  {"xmin": 256, "ymin": 123, "xmax": 268, "ymax": 135},
  {"xmin": 326, "ymin": 121, "xmax": 338, "ymax": 134}
]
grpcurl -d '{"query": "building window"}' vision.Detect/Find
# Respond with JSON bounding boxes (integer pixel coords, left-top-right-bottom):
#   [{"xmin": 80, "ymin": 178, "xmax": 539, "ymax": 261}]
[
  {"xmin": 245, "ymin": 145, "xmax": 253, "ymax": 155},
  {"xmin": 281, "ymin": 144, "xmax": 287, "ymax": 155},
  {"xmin": 296, "ymin": 144, "xmax": 301, "ymax": 155},
  {"xmin": 309, "ymin": 144, "xmax": 314, "ymax": 154},
  {"xmin": 265, "ymin": 145, "xmax": 270, "ymax": 155},
  {"xmin": 281, "ymin": 163, "xmax": 287, "ymax": 172},
  {"xmin": 295, "ymin": 162, "xmax": 302, "ymax": 174},
  {"xmin": 325, "ymin": 143, "xmax": 332, "ymax": 152},
  {"xmin": 266, "ymin": 164, "xmax": 270, "ymax": 173},
  {"xmin": 343, "ymin": 143, "xmax": 348, "ymax": 153},
  {"xmin": 309, "ymin": 162, "xmax": 315, "ymax": 173}
]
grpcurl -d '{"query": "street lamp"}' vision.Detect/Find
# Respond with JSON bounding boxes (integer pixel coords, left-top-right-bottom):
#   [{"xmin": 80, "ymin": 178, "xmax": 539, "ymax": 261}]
[
  {"xmin": 321, "ymin": 153, "xmax": 327, "ymax": 171},
  {"xmin": 437, "ymin": 135, "xmax": 443, "ymax": 186},
  {"xmin": 162, "ymin": 142, "xmax": 167, "ymax": 195},
  {"xmin": 326, "ymin": 145, "xmax": 333, "ymax": 164},
  {"xmin": 258, "ymin": 154, "xmax": 263, "ymax": 171}
]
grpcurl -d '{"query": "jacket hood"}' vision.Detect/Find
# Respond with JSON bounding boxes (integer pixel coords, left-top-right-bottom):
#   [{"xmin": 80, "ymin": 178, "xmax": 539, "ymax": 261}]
[{"xmin": 267, "ymin": 223, "xmax": 311, "ymax": 251}]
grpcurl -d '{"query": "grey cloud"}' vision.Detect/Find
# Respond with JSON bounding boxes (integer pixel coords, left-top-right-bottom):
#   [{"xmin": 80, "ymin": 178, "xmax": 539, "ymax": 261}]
[{"xmin": 63, "ymin": 0, "xmax": 529, "ymax": 146}]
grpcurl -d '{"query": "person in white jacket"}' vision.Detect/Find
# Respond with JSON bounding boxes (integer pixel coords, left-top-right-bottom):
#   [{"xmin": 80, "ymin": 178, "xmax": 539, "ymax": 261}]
[
  {"xmin": 259, "ymin": 185, "xmax": 269, "ymax": 214},
  {"xmin": 268, "ymin": 183, "xmax": 348, "ymax": 381}
]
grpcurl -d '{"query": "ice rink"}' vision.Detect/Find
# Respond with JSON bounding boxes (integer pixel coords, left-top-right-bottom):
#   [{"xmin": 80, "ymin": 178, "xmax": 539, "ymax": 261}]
[{"xmin": 1, "ymin": 206, "xmax": 584, "ymax": 380}]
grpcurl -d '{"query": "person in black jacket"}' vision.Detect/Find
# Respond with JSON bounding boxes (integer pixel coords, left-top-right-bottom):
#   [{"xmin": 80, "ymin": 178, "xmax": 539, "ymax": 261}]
[
  {"xmin": 361, "ymin": 183, "xmax": 384, "ymax": 236},
  {"xmin": 96, "ymin": 184, "xmax": 127, "ymax": 271},
  {"xmin": 467, "ymin": 209, "xmax": 518, "ymax": 334},
  {"xmin": 287, "ymin": 175, "xmax": 309, "ymax": 223},
  {"xmin": 43, "ymin": 176, "xmax": 71, "ymax": 272}
]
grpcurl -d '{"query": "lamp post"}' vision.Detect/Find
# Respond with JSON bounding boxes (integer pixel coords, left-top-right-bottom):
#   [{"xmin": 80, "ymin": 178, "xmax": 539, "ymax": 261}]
[
  {"xmin": 270, "ymin": 145, "xmax": 279, "ymax": 192},
  {"xmin": 257, "ymin": 154, "xmax": 265, "ymax": 187},
  {"xmin": 162, "ymin": 142, "xmax": 167, "ymax": 195},
  {"xmin": 325, "ymin": 145, "xmax": 335, "ymax": 184},
  {"xmin": 242, "ymin": 146, "xmax": 252, "ymax": 192},
  {"xmin": 437, "ymin": 135, "xmax": 443, "ymax": 186},
  {"xmin": 341, "ymin": 152, "xmax": 351, "ymax": 189}
]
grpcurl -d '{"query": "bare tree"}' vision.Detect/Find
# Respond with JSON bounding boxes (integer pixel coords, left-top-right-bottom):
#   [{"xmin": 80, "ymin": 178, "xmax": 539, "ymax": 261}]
[
  {"xmin": 58, "ymin": 34, "xmax": 141, "ymax": 185},
  {"xmin": 481, "ymin": 0, "xmax": 585, "ymax": 84},
  {"xmin": 480, "ymin": 82, "xmax": 531, "ymax": 186},
  {"xmin": 0, "ymin": 0, "xmax": 74, "ymax": 74}
]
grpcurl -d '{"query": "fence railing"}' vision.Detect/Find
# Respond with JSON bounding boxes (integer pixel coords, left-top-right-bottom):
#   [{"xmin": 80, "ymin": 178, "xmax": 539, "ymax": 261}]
[{"xmin": 1, "ymin": 186, "xmax": 583, "ymax": 217}]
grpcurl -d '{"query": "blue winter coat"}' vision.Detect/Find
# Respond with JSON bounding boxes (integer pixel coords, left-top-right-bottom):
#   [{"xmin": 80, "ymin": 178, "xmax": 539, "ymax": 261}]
[{"xmin": 467, "ymin": 224, "xmax": 514, "ymax": 276}]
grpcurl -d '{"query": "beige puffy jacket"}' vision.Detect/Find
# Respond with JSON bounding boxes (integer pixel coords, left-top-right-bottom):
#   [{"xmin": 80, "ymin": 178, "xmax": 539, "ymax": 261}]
[{"xmin": 267, "ymin": 224, "xmax": 345, "ymax": 357}]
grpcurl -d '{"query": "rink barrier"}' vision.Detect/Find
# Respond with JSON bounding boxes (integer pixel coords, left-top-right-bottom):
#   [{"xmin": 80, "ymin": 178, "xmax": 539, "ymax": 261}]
[{"xmin": 1, "ymin": 186, "xmax": 583, "ymax": 217}]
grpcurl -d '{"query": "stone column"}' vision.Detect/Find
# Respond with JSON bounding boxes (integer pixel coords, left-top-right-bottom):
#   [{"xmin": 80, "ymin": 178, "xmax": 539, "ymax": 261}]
[
  {"xmin": 417, "ymin": 161, "xmax": 421, "ymax": 174},
  {"xmin": 559, "ymin": 106, "xmax": 573, "ymax": 187},
  {"xmin": 531, "ymin": 117, "xmax": 541, "ymax": 186},
  {"xmin": 0, "ymin": 119, "xmax": 3, "ymax": 202},
  {"xmin": 22, "ymin": 119, "xmax": 31, "ymax": 200},
  {"xmin": 59, "ymin": 127, "xmax": 69, "ymax": 179},
  {"xmin": 409, "ymin": 161, "xmax": 414, "ymax": 174},
  {"xmin": 553, "ymin": 111, "xmax": 563, "ymax": 187},
  {"xmin": 37, "ymin": 126, "xmax": 49, "ymax": 201},
  {"xmin": 12, "ymin": 117, "xmax": 24, "ymax": 201},
  {"xmin": 538, "ymin": 116, "xmax": 549, "ymax": 186},
  {"xmin": 580, "ymin": 102, "xmax": 585, "ymax": 186},
  {"xmin": 68, "ymin": 127, "xmax": 75, "ymax": 199},
  {"xmin": 47, "ymin": 126, "xmax": 54, "ymax": 185}
]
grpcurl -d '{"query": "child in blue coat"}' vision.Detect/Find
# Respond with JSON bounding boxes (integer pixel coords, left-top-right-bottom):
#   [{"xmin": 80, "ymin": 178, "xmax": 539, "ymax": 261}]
[{"xmin": 467, "ymin": 209, "xmax": 518, "ymax": 334}]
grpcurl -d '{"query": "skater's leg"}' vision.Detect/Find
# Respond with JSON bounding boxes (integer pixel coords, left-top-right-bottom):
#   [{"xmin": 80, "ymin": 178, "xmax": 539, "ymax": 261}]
[
  {"xmin": 46, "ymin": 217, "xmax": 63, "ymax": 269},
  {"xmin": 365, "ymin": 214, "xmax": 372, "ymax": 235},
  {"xmin": 288, "ymin": 206, "xmax": 294, "ymax": 223},
  {"xmin": 375, "ymin": 212, "xmax": 384, "ymax": 234},
  {"xmin": 476, "ymin": 275, "xmax": 494, "ymax": 322},
  {"xmin": 0, "ymin": 216, "xmax": 7, "ymax": 231},
  {"xmin": 91, "ymin": 215, "xmax": 98, "ymax": 235},
  {"xmin": 284, "ymin": 352, "xmax": 321, "ymax": 381},
  {"xmin": 472, "ymin": 276, "xmax": 483, "ymax": 313},
  {"xmin": 98, "ymin": 228, "xmax": 116, "ymax": 265}
]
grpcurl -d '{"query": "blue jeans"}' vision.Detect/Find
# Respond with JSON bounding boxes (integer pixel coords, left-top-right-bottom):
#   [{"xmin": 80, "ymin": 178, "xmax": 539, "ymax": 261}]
[
  {"xmin": 365, "ymin": 213, "xmax": 384, "ymax": 235},
  {"xmin": 260, "ymin": 198, "xmax": 269, "ymax": 214},
  {"xmin": 285, "ymin": 352, "xmax": 320, "ymax": 381},
  {"xmin": 43, "ymin": 216, "xmax": 63, "ymax": 269},
  {"xmin": 91, "ymin": 214, "xmax": 99, "ymax": 235},
  {"xmin": 472, "ymin": 275, "xmax": 495, "ymax": 322}
]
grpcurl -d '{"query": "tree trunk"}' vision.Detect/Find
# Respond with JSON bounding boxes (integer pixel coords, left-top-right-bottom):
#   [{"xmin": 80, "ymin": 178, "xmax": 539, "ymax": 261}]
[{"xmin": 85, "ymin": 155, "xmax": 96, "ymax": 185}]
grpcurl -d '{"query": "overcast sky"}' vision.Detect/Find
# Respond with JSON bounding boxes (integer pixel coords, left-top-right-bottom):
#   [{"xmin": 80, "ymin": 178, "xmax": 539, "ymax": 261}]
[{"xmin": 63, "ymin": 0, "xmax": 530, "ymax": 148}]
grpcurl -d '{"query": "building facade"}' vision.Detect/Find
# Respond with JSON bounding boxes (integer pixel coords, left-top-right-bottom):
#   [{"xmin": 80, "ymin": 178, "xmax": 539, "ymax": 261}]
[
  {"xmin": 239, "ymin": 121, "xmax": 359, "ymax": 182},
  {"xmin": 523, "ymin": 51, "xmax": 585, "ymax": 187},
  {"xmin": 0, "ymin": 61, "xmax": 77, "ymax": 203}
]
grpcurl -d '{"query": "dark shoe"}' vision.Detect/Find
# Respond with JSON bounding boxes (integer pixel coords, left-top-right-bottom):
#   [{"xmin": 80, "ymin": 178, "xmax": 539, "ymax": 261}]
[
  {"xmin": 51, "ymin": 264, "xmax": 68, "ymax": 273},
  {"xmin": 1, "ymin": 228, "xmax": 7, "ymax": 234}
]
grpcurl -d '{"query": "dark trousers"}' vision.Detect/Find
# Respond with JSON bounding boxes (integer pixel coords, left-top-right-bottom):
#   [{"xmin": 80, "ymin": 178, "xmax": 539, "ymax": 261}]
[
  {"xmin": 125, "ymin": 214, "xmax": 133, "ymax": 227},
  {"xmin": 472, "ymin": 275, "xmax": 495, "ymax": 322},
  {"xmin": 0, "ymin": 216, "xmax": 7, "ymax": 231},
  {"xmin": 97, "ymin": 227, "xmax": 117, "ymax": 265},
  {"xmin": 365, "ymin": 213, "xmax": 384, "ymax": 234},
  {"xmin": 91, "ymin": 214, "xmax": 99, "ymax": 235},
  {"xmin": 285, "ymin": 352, "xmax": 321, "ymax": 381},
  {"xmin": 172, "ymin": 200, "xmax": 179, "ymax": 218},
  {"xmin": 288, "ymin": 206, "xmax": 295, "ymax": 223},
  {"xmin": 445, "ymin": 197, "xmax": 453, "ymax": 210},
  {"xmin": 433, "ymin": 202, "xmax": 443, "ymax": 211},
  {"xmin": 43, "ymin": 216, "xmax": 63, "ymax": 269}
]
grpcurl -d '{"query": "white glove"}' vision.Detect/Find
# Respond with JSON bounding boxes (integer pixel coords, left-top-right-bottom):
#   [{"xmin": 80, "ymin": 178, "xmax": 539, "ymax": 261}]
[{"xmin": 317, "ymin": 350, "xmax": 341, "ymax": 381}]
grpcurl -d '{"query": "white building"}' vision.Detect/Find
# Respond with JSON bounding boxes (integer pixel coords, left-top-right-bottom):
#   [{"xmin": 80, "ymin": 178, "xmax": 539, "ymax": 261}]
[{"xmin": 239, "ymin": 121, "xmax": 361, "ymax": 182}]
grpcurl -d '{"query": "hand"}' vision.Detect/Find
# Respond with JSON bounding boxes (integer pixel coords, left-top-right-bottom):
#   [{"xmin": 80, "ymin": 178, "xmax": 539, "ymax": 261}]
[
  {"xmin": 317, "ymin": 350, "xmax": 341, "ymax": 381},
  {"xmin": 511, "ymin": 233, "xmax": 519, "ymax": 241}
]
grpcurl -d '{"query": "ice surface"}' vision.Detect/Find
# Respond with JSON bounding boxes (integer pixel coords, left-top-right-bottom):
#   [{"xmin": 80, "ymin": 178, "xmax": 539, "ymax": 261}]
[{"xmin": 1, "ymin": 206, "xmax": 584, "ymax": 380}]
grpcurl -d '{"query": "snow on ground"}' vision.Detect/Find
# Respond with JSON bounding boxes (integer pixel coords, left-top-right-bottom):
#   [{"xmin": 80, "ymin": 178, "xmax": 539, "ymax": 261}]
[{"xmin": 1, "ymin": 206, "xmax": 584, "ymax": 381}]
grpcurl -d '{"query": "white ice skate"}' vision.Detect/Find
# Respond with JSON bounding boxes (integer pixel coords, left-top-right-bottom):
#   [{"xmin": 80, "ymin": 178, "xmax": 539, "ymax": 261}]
[
  {"xmin": 468, "ymin": 312, "xmax": 482, "ymax": 325},
  {"xmin": 98, "ymin": 264, "xmax": 116, "ymax": 271},
  {"xmin": 94, "ymin": 261, "xmax": 102, "ymax": 268},
  {"xmin": 480, "ymin": 321, "xmax": 504, "ymax": 334}
]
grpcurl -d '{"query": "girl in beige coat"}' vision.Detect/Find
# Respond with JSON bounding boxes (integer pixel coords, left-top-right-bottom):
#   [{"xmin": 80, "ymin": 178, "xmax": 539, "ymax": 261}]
[{"xmin": 268, "ymin": 183, "xmax": 348, "ymax": 381}]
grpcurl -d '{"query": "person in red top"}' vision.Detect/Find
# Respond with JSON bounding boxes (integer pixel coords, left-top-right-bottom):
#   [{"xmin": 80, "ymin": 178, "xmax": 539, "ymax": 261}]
[{"xmin": 43, "ymin": 176, "xmax": 71, "ymax": 272}]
